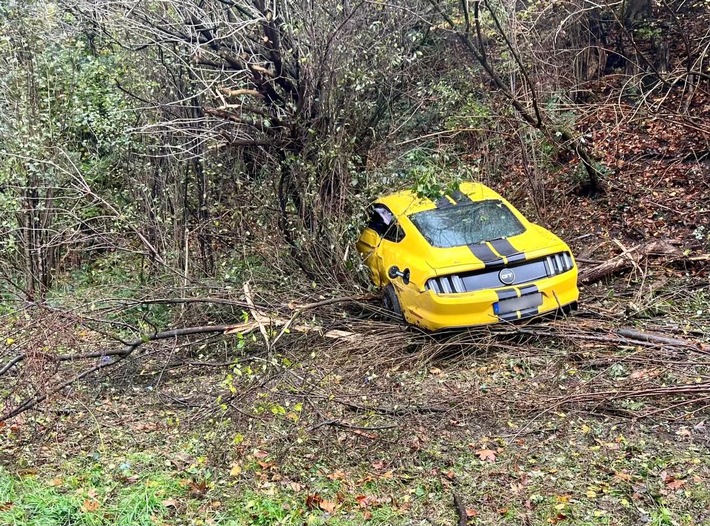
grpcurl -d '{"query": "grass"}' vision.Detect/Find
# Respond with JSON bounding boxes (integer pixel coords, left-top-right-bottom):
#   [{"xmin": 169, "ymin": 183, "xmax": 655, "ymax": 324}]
[
  {"xmin": 2, "ymin": 259, "xmax": 709, "ymax": 525},
  {"xmin": 3, "ymin": 420, "xmax": 709, "ymax": 526}
]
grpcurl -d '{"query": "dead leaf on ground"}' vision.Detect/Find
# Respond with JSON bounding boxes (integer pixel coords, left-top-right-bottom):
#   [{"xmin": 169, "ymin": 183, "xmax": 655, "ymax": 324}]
[
  {"xmin": 614, "ymin": 471, "xmax": 633, "ymax": 482},
  {"xmin": 319, "ymin": 499, "xmax": 338, "ymax": 513},
  {"xmin": 188, "ymin": 480, "xmax": 208, "ymax": 496},
  {"xmin": 666, "ymin": 479, "xmax": 686, "ymax": 490},
  {"xmin": 476, "ymin": 449, "xmax": 497, "ymax": 462},
  {"xmin": 305, "ymin": 493, "xmax": 321, "ymax": 510},
  {"xmin": 162, "ymin": 498, "xmax": 178, "ymax": 508},
  {"xmin": 288, "ymin": 481, "xmax": 302, "ymax": 492},
  {"xmin": 327, "ymin": 469, "xmax": 346, "ymax": 480},
  {"xmin": 356, "ymin": 495, "xmax": 371, "ymax": 508},
  {"xmin": 80, "ymin": 499, "xmax": 100, "ymax": 512}
]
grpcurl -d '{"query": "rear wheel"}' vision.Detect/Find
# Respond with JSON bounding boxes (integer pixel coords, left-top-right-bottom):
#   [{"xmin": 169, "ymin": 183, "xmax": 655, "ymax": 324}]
[{"xmin": 382, "ymin": 284, "xmax": 402, "ymax": 318}]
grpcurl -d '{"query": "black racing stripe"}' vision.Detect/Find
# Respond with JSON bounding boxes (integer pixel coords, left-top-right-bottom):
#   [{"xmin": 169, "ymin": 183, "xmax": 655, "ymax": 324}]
[
  {"xmin": 490, "ymin": 238, "xmax": 518, "ymax": 258},
  {"xmin": 451, "ymin": 190, "xmax": 472, "ymax": 204},
  {"xmin": 506, "ymin": 253, "xmax": 527, "ymax": 265},
  {"xmin": 495, "ymin": 288, "xmax": 519, "ymax": 301},
  {"xmin": 435, "ymin": 196, "xmax": 453, "ymax": 208},
  {"xmin": 491, "ymin": 239, "xmax": 527, "ymax": 269},
  {"xmin": 468, "ymin": 243, "xmax": 505, "ymax": 267},
  {"xmin": 499, "ymin": 306, "xmax": 540, "ymax": 322},
  {"xmin": 518, "ymin": 284, "xmax": 539, "ymax": 296}
]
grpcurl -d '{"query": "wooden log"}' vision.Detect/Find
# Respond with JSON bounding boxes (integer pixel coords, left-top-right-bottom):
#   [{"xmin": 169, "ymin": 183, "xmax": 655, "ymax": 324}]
[{"xmin": 578, "ymin": 240, "xmax": 682, "ymax": 285}]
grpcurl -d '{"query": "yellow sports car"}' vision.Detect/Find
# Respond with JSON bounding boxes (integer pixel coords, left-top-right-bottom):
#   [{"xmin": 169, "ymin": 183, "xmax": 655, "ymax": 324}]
[{"xmin": 356, "ymin": 182, "xmax": 579, "ymax": 330}]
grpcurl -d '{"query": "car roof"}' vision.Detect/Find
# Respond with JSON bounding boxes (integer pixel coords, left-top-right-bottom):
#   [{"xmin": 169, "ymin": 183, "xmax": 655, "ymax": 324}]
[{"xmin": 375, "ymin": 182, "xmax": 505, "ymax": 217}]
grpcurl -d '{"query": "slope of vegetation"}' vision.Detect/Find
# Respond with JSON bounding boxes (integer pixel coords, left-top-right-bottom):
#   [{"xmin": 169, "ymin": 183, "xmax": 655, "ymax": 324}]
[{"xmin": 1, "ymin": 0, "xmax": 709, "ymax": 524}]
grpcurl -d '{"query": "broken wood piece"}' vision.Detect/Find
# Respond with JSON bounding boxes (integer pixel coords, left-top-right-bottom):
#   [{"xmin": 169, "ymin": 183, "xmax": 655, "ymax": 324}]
[
  {"xmin": 324, "ymin": 329, "xmax": 358, "ymax": 342},
  {"xmin": 578, "ymin": 240, "xmax": 683, "ymax": 285},
  {"xmin": 617, "ymin": 328, "xmax": 710, "ymax": 353},
  {"xmin": 453, "ymin": 492, "xmax": 468, "ymax": 526},
  {"xmin": 244, "ymin": 282, "xmax": 271, "ymax": 348}
]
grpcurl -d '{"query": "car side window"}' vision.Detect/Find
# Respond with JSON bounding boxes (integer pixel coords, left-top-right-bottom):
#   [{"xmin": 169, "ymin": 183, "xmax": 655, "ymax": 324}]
[{"xmin": 367, "ymin": 205, "xmax": 405, "ymax": 243}]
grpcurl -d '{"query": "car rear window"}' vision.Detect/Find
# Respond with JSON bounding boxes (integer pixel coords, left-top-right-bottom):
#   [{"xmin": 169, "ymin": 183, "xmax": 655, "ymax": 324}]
[{"xmin": 409, "ymin": 200, "xmax": 525, "ymax": 248}]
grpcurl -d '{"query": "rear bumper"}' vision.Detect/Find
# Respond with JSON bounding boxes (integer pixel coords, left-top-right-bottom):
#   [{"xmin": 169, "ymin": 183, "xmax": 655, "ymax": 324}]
[{"xmin": 397, "ymin": 269, "xmax": 579, "ymax": 331}]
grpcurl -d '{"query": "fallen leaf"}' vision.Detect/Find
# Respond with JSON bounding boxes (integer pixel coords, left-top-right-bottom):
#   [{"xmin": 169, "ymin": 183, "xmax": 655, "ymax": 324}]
[
  {"xmin": 80, "ymin": 499, "xmax": 100, "ymax": 512},
  {"xmin": 466, "ymin": 508, "xmax": 478, "ymax": 517},
  {"xmin": 162, "ymin": 498, "xmax": 178, "ymax": 508},
  {"xmin": 47, "ymin": 478, "xmax": 63, "ymax": 487},
  {"xmin": 510, "ymin": 482, "xmax": 523, "ymax": 493},
  {"xmin": 356, "ymin": 495, "xmax": 380, "ymax": 508},
  {"xmin": 476, "ymin": 449, "xmax": 496, "ymax": 462},
  {"xmin": 188, "ymin": 480, "xmax": 208, "ymax": 496},
  {"xmin": 550, "ymin": 512, "xmax": 568, "ymax": 524},
  {"xmin": 319, "ymin": 499, "xmax": 337, "ymax": 513},
  {"xmin": 0, "ymin": 502, "xmax": 13, "ymax": 512},
  {"xmin": 327, "ymin": 470, "xmax": 346, "ymax": 480},
  {"xmin": 666, "ymin": 478, "xmax": 685, "ymax": 490},
  {"xmin": 253, "ymin": 450, "xmax": 268, "ymax": 459},
  {"xmin": 229, "ymin": 464, "xmax": 242, "ymax": 477},
  {"xmin": 305, "ymin": 493, "xmax": 321, "ymax": 510}
]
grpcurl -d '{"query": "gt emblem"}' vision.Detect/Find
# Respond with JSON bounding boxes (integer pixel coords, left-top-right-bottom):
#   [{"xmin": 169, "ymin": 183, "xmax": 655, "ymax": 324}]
[{"xmin": 499, "ymin": 268, "xmax": 515, "ymax": 285}]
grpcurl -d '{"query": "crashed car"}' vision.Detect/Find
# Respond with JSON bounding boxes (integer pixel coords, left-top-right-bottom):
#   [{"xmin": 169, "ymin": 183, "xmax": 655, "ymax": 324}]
[{"xmin": 356, "ymin": 182, "xmax": 579, "ymax": 330}]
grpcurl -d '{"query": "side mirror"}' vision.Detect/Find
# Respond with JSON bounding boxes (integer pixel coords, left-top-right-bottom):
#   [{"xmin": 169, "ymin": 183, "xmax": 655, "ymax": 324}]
[{"xmin": 388, "ymin": 266, "xmax": 410, "ymax": 285}]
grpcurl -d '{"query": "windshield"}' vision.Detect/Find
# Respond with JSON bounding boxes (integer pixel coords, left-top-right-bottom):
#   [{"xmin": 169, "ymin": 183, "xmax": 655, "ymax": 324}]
[{"xmin": 409, "ymin": 200, "xmax": 525, "ymax": 248}]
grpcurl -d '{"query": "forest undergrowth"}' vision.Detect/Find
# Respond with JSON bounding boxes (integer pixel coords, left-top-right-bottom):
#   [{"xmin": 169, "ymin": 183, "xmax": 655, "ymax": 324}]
[
  {"xmin": 1, "ymin": 229, "xmax": 709, "ymax": 525},
  {"xmin": 2, "ymin": 2, "xmax": 710, "ymax": 523}
]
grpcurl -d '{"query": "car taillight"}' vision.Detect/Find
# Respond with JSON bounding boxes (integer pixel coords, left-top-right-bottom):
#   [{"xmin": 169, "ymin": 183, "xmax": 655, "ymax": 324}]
[
  {"xmin": 426, "ymin": 274, "xmax": 466, "ymax": 294},
  {"xmin": 545, "ymin": 252, "xmax": 574, "ymax": 276}
]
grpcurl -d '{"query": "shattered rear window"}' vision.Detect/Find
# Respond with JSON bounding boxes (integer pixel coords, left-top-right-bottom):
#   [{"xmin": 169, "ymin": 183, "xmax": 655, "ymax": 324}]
[{"xmin": 409, "ymin": 200, "xmax": 525, "ymax": 248}]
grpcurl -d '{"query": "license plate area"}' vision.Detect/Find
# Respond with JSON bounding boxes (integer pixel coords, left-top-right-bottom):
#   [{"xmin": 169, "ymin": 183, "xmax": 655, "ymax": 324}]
[{"xmin": 494, "ymin": 292, "xmax": 542, "ymax": 315}]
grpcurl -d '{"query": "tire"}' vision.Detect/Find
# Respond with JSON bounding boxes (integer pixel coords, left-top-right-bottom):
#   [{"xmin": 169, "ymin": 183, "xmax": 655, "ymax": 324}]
[{"xmin": 383, "ymin": 284, "xmax": 403, "ymax": 318}]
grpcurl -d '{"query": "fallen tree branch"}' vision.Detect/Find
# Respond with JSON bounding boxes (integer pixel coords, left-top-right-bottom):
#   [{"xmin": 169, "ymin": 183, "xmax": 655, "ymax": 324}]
[
  {"xmin": 617, "ymin": 328, "xmax": 710, "ymax": 352},
  {"xmin": 338, "ymin": 399, "xmax": 447, "ymax": 416},
  {"xmin": 0, "ymin": 324, "xmax": 245, "ymax": 422},
  {"xmin": 511, "ymin": 325, "xmax": 710, "ymax": 355},
  {"xmin": 578, "ymin": 240, "xmax": 682, "ymax": 285},
  {"xmin": 453, "ymin": 492, "xmax": 468, "ymax": 526},
  {"xmin": 310, "ymin": 419, "xmax": 398, "ymax": 432},
  {"xmin": 550, "ymin": 381, "xmax": 710, "ymax": 406},
  {"xmin": 244, "ymin": 282, "xmax": 271, "ymax": 349},
  {"xmin": 0, "ymin": 293, "xmax": 375, "ymax": 422}
]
